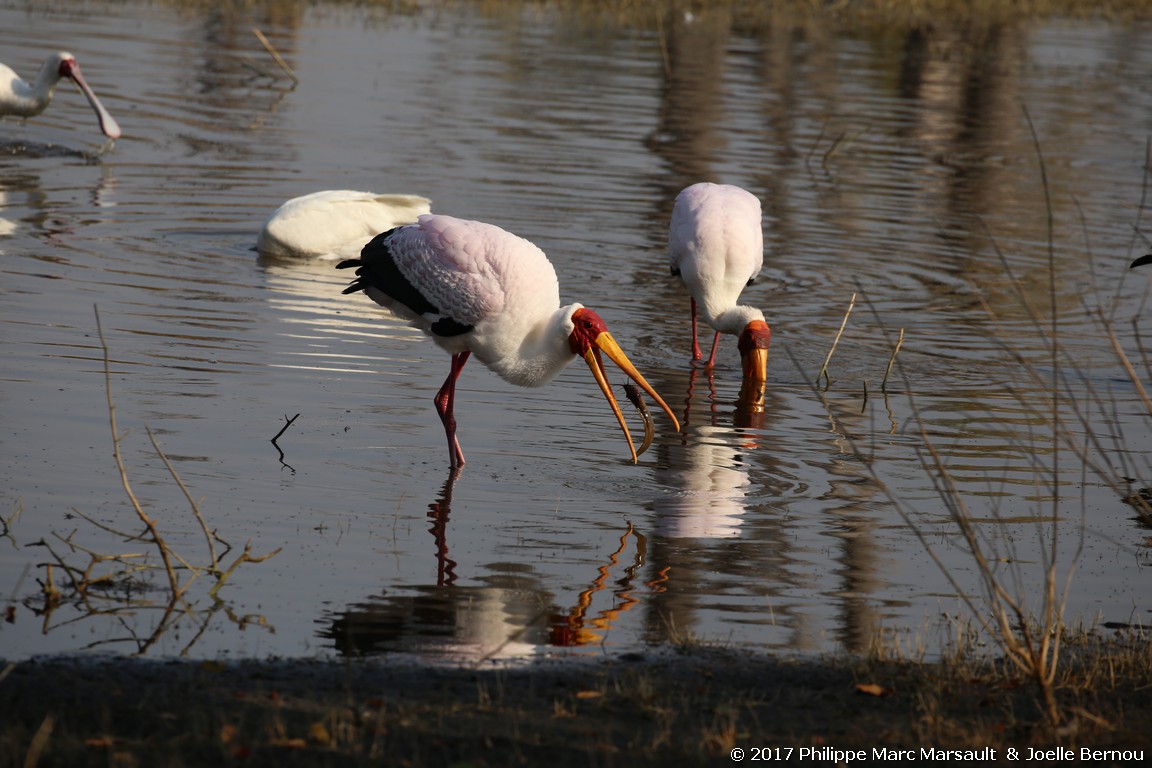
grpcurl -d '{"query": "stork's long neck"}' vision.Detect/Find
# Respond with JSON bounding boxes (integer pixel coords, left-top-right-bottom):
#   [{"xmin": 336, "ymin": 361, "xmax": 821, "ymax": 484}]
[
  {"xmin": 707, "ymin": 304, "xmax": 766, "ymax": 336},
  {"xmin": 479, "ymin": 303, "xmax": 583, "ymax": 388}
]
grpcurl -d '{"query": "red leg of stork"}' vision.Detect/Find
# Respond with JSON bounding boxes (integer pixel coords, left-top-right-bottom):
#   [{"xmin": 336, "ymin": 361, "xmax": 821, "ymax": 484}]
[
  {"xmin": 690, "ymin": 297, "xmax": 722, "ymax": 368},
  {"xmin": 690, "ymin": 297, "xmax": 703, "ymax": 361},
  {"xmin": 705, "ymin": 331, "xmax": 721, "ymax": 368},
  {"xmin": 434, "ymin": 351, "xmax": 471, "ymax": 467}
]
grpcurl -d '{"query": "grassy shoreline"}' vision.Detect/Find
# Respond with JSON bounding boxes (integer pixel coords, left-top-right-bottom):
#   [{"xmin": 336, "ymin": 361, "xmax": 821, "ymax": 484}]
[{"xmin": 4, "ymin": 638, "xmax": 1150, "ymax": 767}]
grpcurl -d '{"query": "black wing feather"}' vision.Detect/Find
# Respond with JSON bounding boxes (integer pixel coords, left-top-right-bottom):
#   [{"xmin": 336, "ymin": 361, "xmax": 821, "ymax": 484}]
[{"xmin": 338, "ymin": 229, "xmax": 473, "ymax": 337}]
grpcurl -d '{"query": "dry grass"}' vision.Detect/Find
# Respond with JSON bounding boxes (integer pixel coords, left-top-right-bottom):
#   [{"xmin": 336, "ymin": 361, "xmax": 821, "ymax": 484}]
[
  {"xmin": 20, "ymin": 307, "xmax": 280, "ymax": 657},
  {"xmin": 801, "ymin": 111, "xmax": 1152, "ymax": 735},
  {"xmin": 1, "ymin": 636, "xmax": 1150, "ymax": 767}
]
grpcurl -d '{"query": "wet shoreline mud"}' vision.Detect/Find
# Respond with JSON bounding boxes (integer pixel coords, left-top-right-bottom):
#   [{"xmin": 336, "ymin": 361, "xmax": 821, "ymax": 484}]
[{"xmin": 4, "ymin": 644, "xmax": 1151, "ymax": 766}]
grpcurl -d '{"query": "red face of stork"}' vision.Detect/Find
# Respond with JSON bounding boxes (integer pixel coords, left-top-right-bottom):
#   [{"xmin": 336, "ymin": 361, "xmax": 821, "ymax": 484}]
[
  {"xmin": 736, "ymin": 320, "xmax": 771, "ymax": 410},
  {"xmin": 567, "ymin": 308, "xmax": 680, "ymax": 462},
  {"xmin": 57, "ymin": 55, "xmax": 121, "ymax": 139}
]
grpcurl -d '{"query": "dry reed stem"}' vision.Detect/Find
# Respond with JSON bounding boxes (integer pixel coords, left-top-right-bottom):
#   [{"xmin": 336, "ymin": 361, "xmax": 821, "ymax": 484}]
[
  {"xmin": 1102, "ymin": 308, "xmax": 1152, "ymax": 416},
  {"xmin": 881, "ymin": 327, "xmax": 905, "ymax": 392},
  {"xmin": 146, "ymin": 425, "xmax": 220, "ymax": 569},
  {"xmin": 22, "ymin": 713, "xmax": 54, "ymax": 768},
  {"xmin": 818, "ymin": 292, "xmax": 855, "ymax": 389},
  {"xmin": 95, "ymin": 306, "xmax": 183, "ymax": 599},
  {"xmin": 65, "ymin": 507, "xmax": 146, "ymax": 542},
  {"xmin": 23, "ymin": 306, "xmax": 284, "ymax": 655},
  {"xmin": 252, "ymin": 27, "xmax": 299, "ymax": 84},
  {"xmin": 812, "ymin": 108, "xmax": 1099, "ymax": 729}
]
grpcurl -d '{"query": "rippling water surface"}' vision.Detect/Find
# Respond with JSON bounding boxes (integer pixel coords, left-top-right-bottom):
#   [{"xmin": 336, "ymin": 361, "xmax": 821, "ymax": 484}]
[{"xmin": 2, "ymin": 2, "xmax": 1151, "ymax": 661}]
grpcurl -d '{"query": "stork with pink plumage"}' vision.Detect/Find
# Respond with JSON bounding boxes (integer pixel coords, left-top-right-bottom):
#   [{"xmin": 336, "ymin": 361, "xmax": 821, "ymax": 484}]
[
  {"xmin": 669, "ymin": 182, "xmax": 771, "ymax": 409},
  {"xmin": 339, "ymin": 214, "xmax": 680, "ymax": 468}
]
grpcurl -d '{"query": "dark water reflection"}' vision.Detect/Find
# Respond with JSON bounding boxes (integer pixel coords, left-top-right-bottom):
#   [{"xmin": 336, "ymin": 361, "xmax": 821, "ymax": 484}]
[{"xmin": 2, "ymin": 2, "xmax": 1151, "ymax": 661}]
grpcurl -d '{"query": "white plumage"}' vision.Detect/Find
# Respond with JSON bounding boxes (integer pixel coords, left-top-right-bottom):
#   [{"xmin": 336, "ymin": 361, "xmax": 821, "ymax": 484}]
[
  {"xmin": 257, "ymin": 190, "xmax": 432, "ymax": 259},
  {"xmin": 0, "ymin": 52, "xmax": 120, "ymax": 138},
  {"xmin": 669, "ymin": 182, "xmax": 771, "ymax": 406},
  {"xmin": 339, "ymin": 214, "xmax": 679, "ymax": 467}
]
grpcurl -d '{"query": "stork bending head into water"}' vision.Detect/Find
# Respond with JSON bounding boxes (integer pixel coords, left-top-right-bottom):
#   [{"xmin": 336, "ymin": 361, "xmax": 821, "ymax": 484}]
[
  {"xmin": 0, "ymin": 52, "xmax": 120, "ymax": 139},
  {"xmin": 338, "ymin": 214, "xmax": 680, "ymax": 467},
  {"xmin": 257, "ymin": 190, "xmax": 432, "ymax": 259},
  {"xmin": 669, "ymin": 182, "xmax": 771, "ymax": 407}
]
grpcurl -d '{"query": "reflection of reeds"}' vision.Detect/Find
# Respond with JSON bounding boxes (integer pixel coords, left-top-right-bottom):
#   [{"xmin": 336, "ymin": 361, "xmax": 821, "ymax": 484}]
[
  {"xmin": 880, "ymin": 115, "xmax": 1069, "ymax": 728},
  {"xmin": 25, "ymin": 307, "xmax": 280, "ymax": 655},
  {"xmin": 803, "ymin": 117, "xmax": 1152, "ymax": 731}
]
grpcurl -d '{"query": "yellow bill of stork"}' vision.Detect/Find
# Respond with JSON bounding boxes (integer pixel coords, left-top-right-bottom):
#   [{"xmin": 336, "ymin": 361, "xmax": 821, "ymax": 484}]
[
  {"xmin": 0, "ymin": 52, "xmax": 120, "ymax": 139},
  {"xmin": 668, "ymin": 182, "xmax": 771, "ymax": 408},
  {"xmin": 338, "ymin": 214, "xmax": 680, "ymax": 467}
]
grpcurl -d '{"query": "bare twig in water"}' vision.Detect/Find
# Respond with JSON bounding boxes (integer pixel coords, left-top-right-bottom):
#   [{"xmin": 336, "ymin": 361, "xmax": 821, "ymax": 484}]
[
  {"xmin": 804, "ymin": 121, "xmax": 828, "ymax": 173},
  {"xmin": 881, "ymin": 328, "xmax": 905, "ymax": 393},
  {"xmin": 818, "ymin": 292, "xmax": 856, "ymax": 390},
  {"xmin": 147, "ymin": 425, "xmax": 220, "ymax": 571},
  {"xmin": 271, "ymin": 413, "xmax": 300, "ymax": 445},
  {"xmin": 25, "ymin": 306, "xmax": 280, "ymax": 655},
  {"xmin": 252, "ymin": 28, "xmax": 298, "ymax": 85},
  {"xmin": 95, "ymin": 306, "xmax": 182, "ymax": 599},
  {"xmin": 1, "ymin": 503, "xmax": 21, "ymax": 548},
  {"xmin": 823, "ymin": 126, "xmax": 869, "ymax": 170},
  {"xmin": 210, "ymin": 541, "xmax": 282, "ymax": 599},
  {"xmin": 271, "ymin": 414, "xmax": 300, "ymax": 473}
]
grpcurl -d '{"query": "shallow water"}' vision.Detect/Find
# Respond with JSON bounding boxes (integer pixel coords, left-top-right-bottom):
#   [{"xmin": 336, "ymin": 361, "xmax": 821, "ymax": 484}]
[{"xmin": 2, "ymin": 2, "xmax": 1151, "ymax": 662}]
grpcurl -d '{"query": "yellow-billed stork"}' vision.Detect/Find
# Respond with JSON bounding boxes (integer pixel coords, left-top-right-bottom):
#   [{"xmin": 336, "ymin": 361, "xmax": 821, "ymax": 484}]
[
  {"xmin": 669, "ymin": 182, "xmax": 771, "ymax": 407},
  {"xmin": 339, "ymin": 214, "xmax": 680, "ymax": 467}
]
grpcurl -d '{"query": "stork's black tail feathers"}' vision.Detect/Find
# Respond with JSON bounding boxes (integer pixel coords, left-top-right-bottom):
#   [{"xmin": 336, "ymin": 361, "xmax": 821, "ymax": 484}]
[
  {"xmin": 337, "ymin": 228, "xmax": 403, "ymax": 296},
  {"xmin": 337, "ymin": 228, "xmax": 473, "ymax": 338},
  {"xmin": 336, "ymin": 257, "xmax": 364, "ymax": 293}
]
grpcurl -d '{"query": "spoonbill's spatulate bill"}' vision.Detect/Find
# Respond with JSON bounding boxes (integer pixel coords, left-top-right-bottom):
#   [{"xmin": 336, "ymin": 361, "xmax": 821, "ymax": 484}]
[
  {"xmin": 338, "ymin": 214, "xmax": 680, "ymax": 467},
  {"xmin": 257, "ymin": 191, "xmax": 432, "ymax": 259},
  {"xmin": 0, "ymin": 52, "xmax": 120, "ymax": 139},
  {"xmin": 669, "ymin": 182, "xmax": 771, "ymax": 407}
]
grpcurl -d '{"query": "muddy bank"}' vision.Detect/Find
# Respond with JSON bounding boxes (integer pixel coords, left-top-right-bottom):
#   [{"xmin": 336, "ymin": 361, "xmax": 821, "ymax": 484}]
[{"xmin": 4, "ymin": 645, "xmax": 1151, "ymax": 767}]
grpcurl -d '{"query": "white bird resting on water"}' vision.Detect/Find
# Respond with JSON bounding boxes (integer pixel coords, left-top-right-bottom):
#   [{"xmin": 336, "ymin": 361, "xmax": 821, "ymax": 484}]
[
  {"xmin": 256, "ymin": 190, "xmax": 432, "ymax": 260},
  {"xmin": 338, "ymin": 213, "xmax": 681, "ymax": 468},
  {"xmin": 0, "ymin": 51, "xmax": 120, "ymax": 139},
  {"xmin": 669, "ymin": 182, "xmax": 771, "ymax": 408}
]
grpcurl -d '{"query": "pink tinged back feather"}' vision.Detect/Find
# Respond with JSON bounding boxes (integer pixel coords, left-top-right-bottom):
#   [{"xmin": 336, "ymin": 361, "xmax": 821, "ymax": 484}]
[
  {"xmin": 395, "ymin": 214, "xmax": 561, "ymax": 329},
  {"xmin": 670, "ymin": 183, "xmax": 764, "ymax": 278},
  {"xmin": 671, "ymin": 185, "xmax": 763, "ymax": 309}
]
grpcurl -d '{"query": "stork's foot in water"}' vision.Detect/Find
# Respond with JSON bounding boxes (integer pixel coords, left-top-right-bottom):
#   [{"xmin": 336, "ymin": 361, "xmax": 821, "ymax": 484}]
[{"xmin": 434, "ymin": 351, "xmax": 470, "ymax": 467}]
